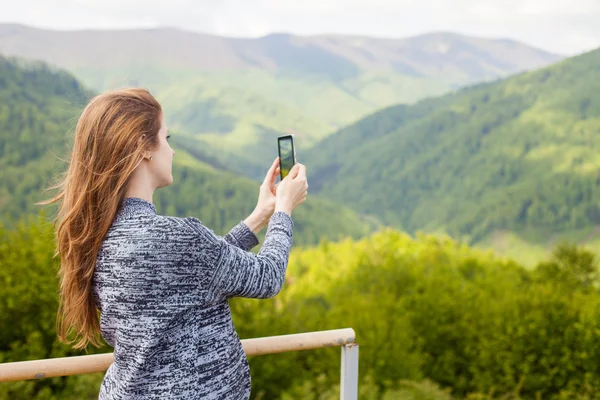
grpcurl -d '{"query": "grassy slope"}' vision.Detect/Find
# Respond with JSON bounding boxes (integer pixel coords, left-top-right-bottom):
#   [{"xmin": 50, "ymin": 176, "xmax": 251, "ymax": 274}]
[{"xmin": 68, "ymin": 66, "xmax": 453, "ymax": 180}]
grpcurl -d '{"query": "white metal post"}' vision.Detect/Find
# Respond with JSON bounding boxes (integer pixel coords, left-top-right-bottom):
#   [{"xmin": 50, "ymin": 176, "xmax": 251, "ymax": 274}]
[{"xmin": 340, "ymin": 344, "xmax": 359, "ymax": 400}]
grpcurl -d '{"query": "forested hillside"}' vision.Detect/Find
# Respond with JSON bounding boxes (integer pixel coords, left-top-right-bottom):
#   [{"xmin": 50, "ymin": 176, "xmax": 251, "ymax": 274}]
[
  {"xmin": 0, "ymin": 56, "xmax": 91, "ymax": 220},
  {"xmin": 308, "ymin": 47, "xmax": 600, "ymax": 260}
]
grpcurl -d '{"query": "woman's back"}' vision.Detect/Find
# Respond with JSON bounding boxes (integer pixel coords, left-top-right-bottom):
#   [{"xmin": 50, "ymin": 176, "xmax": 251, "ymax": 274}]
[
  {"xmin": 43, "ymin": 88, "xmax": 307, "ymax": 399},
  {"xmin": 93, "ymin": 197, "xmax": 294, "ymax": 399}
]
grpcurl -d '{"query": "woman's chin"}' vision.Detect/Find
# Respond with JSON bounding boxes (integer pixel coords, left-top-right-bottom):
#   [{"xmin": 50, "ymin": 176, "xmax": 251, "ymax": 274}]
[{"xmin": 157, "ymin": 175, "xmax": 174, "ymax": 189}]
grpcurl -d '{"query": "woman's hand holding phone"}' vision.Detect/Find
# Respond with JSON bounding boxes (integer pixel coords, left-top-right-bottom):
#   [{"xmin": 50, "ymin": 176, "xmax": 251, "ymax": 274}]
[
  {"xmin": 245, "ymin": 157, "xmax": 281, "ymax": 233},
  {"xmin": 244, "ymin": 157, "xmax": 307, "ymax": 233},
  {"xmin": 275, "ymin": 163, "xmax": 308, "ymax": 216}
]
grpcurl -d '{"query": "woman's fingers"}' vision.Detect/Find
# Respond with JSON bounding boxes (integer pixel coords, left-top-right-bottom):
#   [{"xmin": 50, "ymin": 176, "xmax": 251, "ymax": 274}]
[
  {"xmin": 287, "ymin": 163, "xmax": 303, "ymax": 180},
  {"xmin": 264, "ymin": 157, "xmax": 280, "ymax": 185},
  {"xmin": 296, "ymin": 164, "xmax": 307, "ymax": 179},
  {"xmin": 270, "ymin": 169, "xmax": 281, "ymax": 194}
]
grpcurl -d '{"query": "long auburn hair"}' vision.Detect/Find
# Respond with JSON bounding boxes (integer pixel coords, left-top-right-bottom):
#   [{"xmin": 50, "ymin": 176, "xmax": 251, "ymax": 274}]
[{"xmin": 41, "ymin": 88, "xmax": 162, "ymax": 349}]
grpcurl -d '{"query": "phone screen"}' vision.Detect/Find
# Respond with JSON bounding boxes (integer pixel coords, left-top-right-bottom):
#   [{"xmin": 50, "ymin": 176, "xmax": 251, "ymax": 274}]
[{"xmin": 278, "ymin": 136, "xmax": 295, "ymax": 180}]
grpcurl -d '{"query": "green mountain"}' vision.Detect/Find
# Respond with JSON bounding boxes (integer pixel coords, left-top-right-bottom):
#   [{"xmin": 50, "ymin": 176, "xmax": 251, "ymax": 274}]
[
  {"xmin": 0, "ymin": 57, "xmax": 93, "ymax": 217},
  {"xmin": 307, "ymin": 47, "xmax": 600, "ymax": 263},
  {"xmin": 0, "ymin": 55, "xmax": 377, "ymax": 245},
  {"xmin": 0, "ymin": 24, "xmax": 562, "ymax": 177}
]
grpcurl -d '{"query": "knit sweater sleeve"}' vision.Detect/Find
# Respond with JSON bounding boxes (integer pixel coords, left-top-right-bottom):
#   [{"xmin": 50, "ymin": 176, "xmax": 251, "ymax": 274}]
[
  {"xmin": 184, "ymin": 211, "xmax": 294, "ymax": 300},
  {"xmin": 223, "ymin": 221, "xmax": 260, "ymax": 251}
]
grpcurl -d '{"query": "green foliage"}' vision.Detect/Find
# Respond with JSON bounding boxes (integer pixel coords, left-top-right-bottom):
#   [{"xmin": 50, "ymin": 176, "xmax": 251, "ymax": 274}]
[
  {"xmin": 535, "ymin": 243, "xmax": 600, "ymax": 291},
  {"xmin": 232, "ymin": 230, "xmax": 600, "ymax": 399},
  {"xmin": 3, "ymin": 219, "xmax": 600, "ymax": 399},
  {"xmin": 0, "ymin": 216, "xmax": 107, "ymax": 399},
  {"xmin": 308, "ymin": 48, "xmax": 600, "ymax": 255}
]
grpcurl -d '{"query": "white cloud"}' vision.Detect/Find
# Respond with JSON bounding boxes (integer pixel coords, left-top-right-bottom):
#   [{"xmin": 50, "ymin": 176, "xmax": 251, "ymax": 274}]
[{"xmin": 1, "ymin": 0, "xmax": 599, "ymax": 54}]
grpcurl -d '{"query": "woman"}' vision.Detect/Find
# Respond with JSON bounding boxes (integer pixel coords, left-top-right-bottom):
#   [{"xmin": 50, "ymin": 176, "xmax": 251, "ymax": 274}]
[{"xmin": 44, "ymin": 88, "xmax": 308, "ymax": 399}]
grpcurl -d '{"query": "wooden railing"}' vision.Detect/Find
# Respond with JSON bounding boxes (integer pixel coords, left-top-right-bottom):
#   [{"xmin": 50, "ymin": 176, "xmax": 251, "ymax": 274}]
[{"xmin": 0, "ymin": 328, "xmax": 359, "ymax": 399}]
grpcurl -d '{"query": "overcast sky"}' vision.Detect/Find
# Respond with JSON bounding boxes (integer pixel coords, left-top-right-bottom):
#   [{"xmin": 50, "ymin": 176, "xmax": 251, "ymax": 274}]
[{"xmin": 2, "ymin": 0, "xmax": 599, "ymax": 55}]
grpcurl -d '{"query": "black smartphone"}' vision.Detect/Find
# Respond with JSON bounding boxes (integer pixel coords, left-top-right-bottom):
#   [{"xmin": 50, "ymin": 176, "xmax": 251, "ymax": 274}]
[{"xmin": 277, "ymin": 134, "xmax": 297, "ymax": 181}]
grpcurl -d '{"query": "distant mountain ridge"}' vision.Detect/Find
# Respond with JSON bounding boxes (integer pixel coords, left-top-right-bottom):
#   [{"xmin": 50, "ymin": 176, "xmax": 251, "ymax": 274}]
[{"xmin": 0, "ymin": 24, "xmax": 561, "ymax": 82}]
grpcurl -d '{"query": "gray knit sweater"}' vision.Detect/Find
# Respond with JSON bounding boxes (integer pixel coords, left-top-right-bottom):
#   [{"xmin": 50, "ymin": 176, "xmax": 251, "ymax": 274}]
[{"xmin": 92, "ymin": 197, "xmax": 294, "ymax": 399}]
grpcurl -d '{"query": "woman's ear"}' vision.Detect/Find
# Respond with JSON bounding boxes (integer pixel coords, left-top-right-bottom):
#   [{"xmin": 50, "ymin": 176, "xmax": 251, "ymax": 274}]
[{"xmin": 138, "ymin": 134, "xmax": 151, "ymax": 160}]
